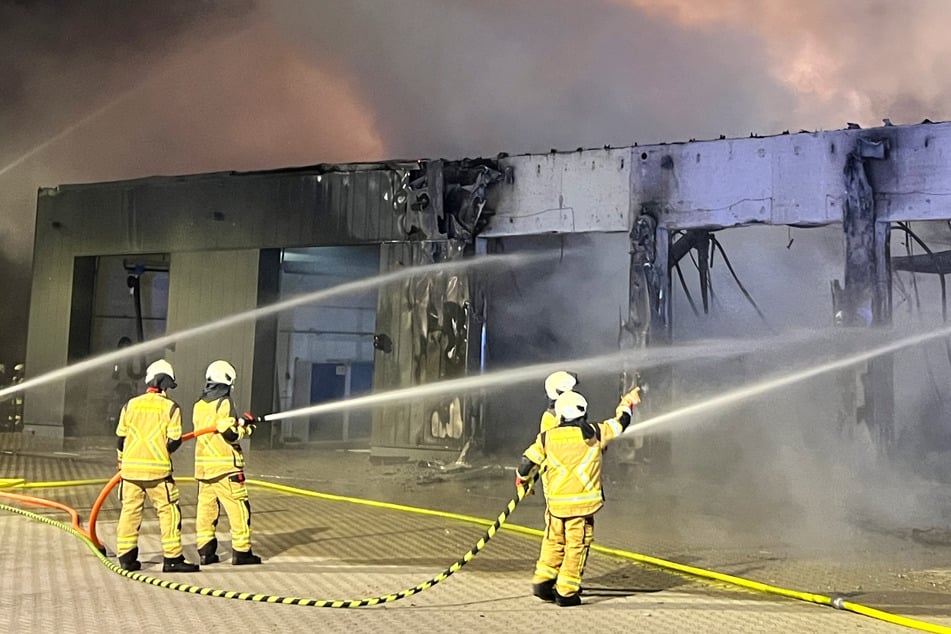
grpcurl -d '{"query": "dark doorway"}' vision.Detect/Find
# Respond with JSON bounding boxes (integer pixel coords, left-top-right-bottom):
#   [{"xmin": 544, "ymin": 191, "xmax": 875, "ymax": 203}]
[{"xmin": 65, "ymin": 254, "xmax": 169, "ymax": 439}]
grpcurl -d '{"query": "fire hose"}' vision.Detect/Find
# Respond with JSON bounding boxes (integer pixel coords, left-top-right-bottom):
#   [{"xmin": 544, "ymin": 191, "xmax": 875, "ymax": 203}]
[
  {"xmin": 3, "ymin": 440, "xmax": 951, "ymax": 630},
  {"xmin": 1, "ymin": 467, "xmax": 537, "ymax": 607}
]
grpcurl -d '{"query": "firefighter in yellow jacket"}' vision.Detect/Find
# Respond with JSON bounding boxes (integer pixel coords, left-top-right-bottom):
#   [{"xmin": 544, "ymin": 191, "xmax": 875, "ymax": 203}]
[
  {"xmin": 193, "ymin": 360, "xmax": 262, "ymax": 566},
  {"xmin": 115, "ymin": 359, "xmax": 199, "ymax": 572},
  {"xmin": 516, "ymin": 387, "xmax": 640, "ymax": 606},
  {"xmin": 540, "ymin": 371, "xmax": 578, "ymax": 432}
]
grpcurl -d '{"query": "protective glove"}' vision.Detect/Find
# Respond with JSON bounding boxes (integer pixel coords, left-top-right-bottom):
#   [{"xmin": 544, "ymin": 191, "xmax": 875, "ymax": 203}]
[
  {"xmin": 515, "ymin": 473, "xmax": 535, "ymax": 495},
  {"xmin": 238, "ymin": 412, "xmax": 257, "ymax": 436},
  {"xmin": 615, "ymin": 386, "xmax": 641, "ymax": 419}
]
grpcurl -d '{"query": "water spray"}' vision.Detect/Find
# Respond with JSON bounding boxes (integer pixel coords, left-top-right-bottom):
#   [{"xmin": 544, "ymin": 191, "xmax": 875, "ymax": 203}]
[
  {"xmin": 0, "ymin": 27, "xmax": 255, "ymax": 179},
  {"xmin": 0, "ymin": 93, "xmax": 136, "ymax": 179},
  {"xmin": 0, "ymin": 253, "xmax": 538, "ymax": 401},
  {"xmin": 626, "ymin": 323, "xmax": 951, "ymax": 436},
  {"xmin": 259, "ymin": 331, "xmax": 825, "ymax": 423}
]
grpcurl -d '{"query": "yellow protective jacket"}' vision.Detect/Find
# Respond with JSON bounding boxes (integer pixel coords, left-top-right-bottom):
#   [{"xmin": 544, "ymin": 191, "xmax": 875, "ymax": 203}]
[
  {"xmin": 116, "ymin": 391, "xmax": 182, "ymax": 480},
  {"xmin": 521, "ymin": 416, "xmax": 626, "ymax": 518},
  {"xmin": 539, "ymin": 407, "xmax": 558, "ymax": 433},
  {"xmin": 193, "ymin": 396, "xmax": 250, "ymax": 481}
]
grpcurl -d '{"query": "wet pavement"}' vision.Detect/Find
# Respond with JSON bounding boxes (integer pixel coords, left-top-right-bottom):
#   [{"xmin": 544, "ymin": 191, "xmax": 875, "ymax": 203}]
[{"xmin": 2, "ymin": 438, "xmax": 951, "ymax": 632}]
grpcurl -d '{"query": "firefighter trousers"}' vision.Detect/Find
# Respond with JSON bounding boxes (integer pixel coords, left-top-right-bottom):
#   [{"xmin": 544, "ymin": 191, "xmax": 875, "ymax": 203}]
[
  {"xmin": 116, "ymin": 477, "xmax": 184, "ymax": 558},
  {"xmin": 196, "ymin": 474, "xmax": 253, "ymax": 553},
  {"xmin": 531, "ymin": 510, "xmax": 594, "ymax": 598}
]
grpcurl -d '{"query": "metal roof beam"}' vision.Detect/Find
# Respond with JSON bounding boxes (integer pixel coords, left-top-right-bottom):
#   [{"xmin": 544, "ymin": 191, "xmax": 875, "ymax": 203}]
[{"xmin": 484, "ymin": 122, "xmax": 951, "ymax": 235}]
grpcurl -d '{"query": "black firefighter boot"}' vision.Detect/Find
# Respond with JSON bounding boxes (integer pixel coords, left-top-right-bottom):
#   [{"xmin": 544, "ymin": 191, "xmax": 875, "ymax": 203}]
[
  {"xmin": 163, "ymin": 555, "xmax": 200, "ymax": 573},
  {"xmin": 531, "ymin": 579, "xmax": 556, "ymax": 602},
  {"xmin": 118, "ymin": 547, "xmax": 141, "ymax": 572},
  {"xmin": 198, "ymin": 539, "xmax": 220, "ymax": 565},
  {"xmin": 554, "ymin": 591, "xmax": 582, "ymax": 607},
  {"xmin": 232, "ymin": 549, "xmax": 262, "ymax": 565}
]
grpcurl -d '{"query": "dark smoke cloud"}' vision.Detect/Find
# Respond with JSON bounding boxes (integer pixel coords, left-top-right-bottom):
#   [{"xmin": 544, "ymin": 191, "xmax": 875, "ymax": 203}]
[
  {"xmin": 0, "ymin": 1, "xmax": 253, "ymax": 159},
  {"xmin": 0, "ymin": 0, "xmax": 253, "ymax": 363},
  {"xmin": 264, "ymin": 0, "xmax": 795, "ymax": 159}
]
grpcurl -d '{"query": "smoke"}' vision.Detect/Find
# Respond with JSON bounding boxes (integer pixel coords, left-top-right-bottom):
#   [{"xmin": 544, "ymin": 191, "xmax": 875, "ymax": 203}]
[
  {"xmin": 0, "ymin": 0, "xmax": 250, "ymax": 362},
  {"xmin": 0, "ymin": 1, "xmax": 381, "ymax": 363},
  {"xmin": 483, "ymin": 234, "xmax": 632, "ymax": 450},
  {"xmin": 262, "ymin": 0, "xmax": 795, "ymax": 158},
  {"xmin": 5, "ymin": 0, "xmax": 950, "ymax": 363},
  {"xmin": 623, "ymin": 0, "xmax": 951, "ymax": 128}
]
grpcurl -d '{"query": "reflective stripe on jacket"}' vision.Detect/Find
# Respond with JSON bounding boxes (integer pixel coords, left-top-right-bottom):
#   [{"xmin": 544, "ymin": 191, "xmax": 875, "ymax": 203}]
[
  {"xmin": 524, "ymin": 417, "xmax": 624, "ymax": 517},
  {"xmin": 193, "ymin": 396, "xmax": 247, "ymax": 480},
  {"xmin": 116, "ymin": 392, "xmax": 182, "ymax": 480}
]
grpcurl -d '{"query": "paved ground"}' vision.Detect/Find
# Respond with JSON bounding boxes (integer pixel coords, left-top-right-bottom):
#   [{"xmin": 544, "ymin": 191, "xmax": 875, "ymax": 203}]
[{"xmin": 3, "ymin": 441, "xmax": 951, "ymax": 633}]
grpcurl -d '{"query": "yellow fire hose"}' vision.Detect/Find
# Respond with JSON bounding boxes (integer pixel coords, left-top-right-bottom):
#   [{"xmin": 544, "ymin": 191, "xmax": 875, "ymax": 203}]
[
  {"xmin": 0, "ymin": 475, "xmax": 534, "ymax": 607},
  {"xmin": 2, "ymin": 476, "xmax": 950, "ymax": 632}
]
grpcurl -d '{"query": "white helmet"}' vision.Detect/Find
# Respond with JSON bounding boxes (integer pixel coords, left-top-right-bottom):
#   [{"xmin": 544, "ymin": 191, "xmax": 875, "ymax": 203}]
[
  {"xmin": 555, "ymin": 391, "xmax": 588, "ymax": 422},
  {"xmin": 206, "ymin": 360, "xmax": 237, "ymax": 386},
  {"xmin": 145, "ymin": 359, "xmax": 175, "ymax": 385},
  {"xmin": 544, "ymin": 371, "xmax": 578, "ymax": 400}
]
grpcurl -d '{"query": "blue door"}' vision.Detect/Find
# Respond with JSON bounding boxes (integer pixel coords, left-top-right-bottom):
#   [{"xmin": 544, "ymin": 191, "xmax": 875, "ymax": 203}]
[{"xmin": 309, "ymin": 363, "xmax": 346, "ymax": 440}]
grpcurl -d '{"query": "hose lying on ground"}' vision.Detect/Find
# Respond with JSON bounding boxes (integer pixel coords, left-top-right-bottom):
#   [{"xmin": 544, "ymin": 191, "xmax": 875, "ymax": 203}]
[
  {"xmin": 0, "ymin": 474, "xmax": 537, "ymax": 607},
  {"xmin": 3, "ymin": 465, "xmax": 951, "ymax": 631}
]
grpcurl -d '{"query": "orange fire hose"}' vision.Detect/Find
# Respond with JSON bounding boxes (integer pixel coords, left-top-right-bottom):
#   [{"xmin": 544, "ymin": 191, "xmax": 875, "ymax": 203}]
[
  {"xmin": 0, "ymin": 428, "xmax": 212, "ymax": 552},
  {"xmin": 84, "ymin": 472, "xmax": 121, "ymax": 551},
  {"xmin": 86, "ymin": 428, "xmax": 210, "ymax": 550},
  {"xmin": 0, "ymin": 488, "xmax": 83, "ymax": 532}
]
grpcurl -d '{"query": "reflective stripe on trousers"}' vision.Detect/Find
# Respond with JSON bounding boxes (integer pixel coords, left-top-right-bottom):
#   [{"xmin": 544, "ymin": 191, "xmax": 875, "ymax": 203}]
[
  {"xmin": 531, "ymin": 510, "xmax": 594, "ymax": 598},
  {"xmin": 116, "ymin": 477, "xmax": 183, "ymax": 558},
  {"xmin": 196, "ymin": 475, "xmax": 253, "ymax": 553}
]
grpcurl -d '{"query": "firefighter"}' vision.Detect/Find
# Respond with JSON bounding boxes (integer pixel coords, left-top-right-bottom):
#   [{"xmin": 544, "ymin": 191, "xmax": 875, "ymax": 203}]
[
  {"xmin": 540, "ymin": 371, "xmax": 578, "ymax": 432},
  {"xmin": 516, "ymin": 386, "xmax": 641, "ymax": 606},
  {"xmin": 115, "ymin": 359, "xmax": 199, "ymax": 572},
  {"xmin": 193, "ymin": 360, "xmax": 262, "ymax": 566}
]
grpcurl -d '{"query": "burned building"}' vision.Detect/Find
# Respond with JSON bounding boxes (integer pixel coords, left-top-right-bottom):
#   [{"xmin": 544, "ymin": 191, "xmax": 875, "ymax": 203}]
[{"xmin": 21, "ymin": 121, "xmax": 951, "ymax": 461}]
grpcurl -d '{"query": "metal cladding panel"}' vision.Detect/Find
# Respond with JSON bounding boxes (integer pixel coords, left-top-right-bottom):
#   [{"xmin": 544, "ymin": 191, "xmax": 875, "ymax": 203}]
[
  {"xmin": 23, "ymin": 194, "xmax": 74, "ymax": 435},
  {"xmin": 164, "ymin": 250, "xmax": 259, "ymax": 440},
  {"xmin": 371, "ymin": 242, "xmax": 470, "ymax": 456},
  {"xmin": 34, "ymin": 187, "xmax": 127, "ymax": 256},
  {"xmin": 371, "ymin": 243, "xmax": 416, "ymax": 449},
  {"xmin": 38, "ymin": 169, "xmax": 406, "ymax": 256},
  {"xmin": 486, "ymin": 149, "xmax": 631, "ymax": 236}
]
